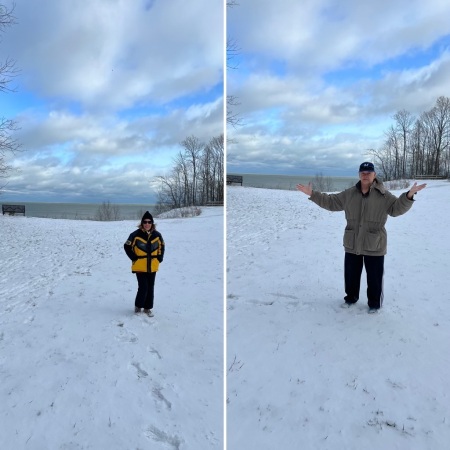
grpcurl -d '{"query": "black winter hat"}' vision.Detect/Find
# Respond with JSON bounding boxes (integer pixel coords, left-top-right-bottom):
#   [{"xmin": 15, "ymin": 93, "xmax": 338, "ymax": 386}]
[{"xmin": 141, "ymin": 211, "xmax": 153, "ymax": 224}]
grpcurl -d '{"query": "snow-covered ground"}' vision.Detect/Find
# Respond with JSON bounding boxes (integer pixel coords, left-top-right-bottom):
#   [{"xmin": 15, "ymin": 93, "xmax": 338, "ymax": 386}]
[
  {"xmin": 226, "ymin": 180, "xmax": 450, "ymax": 450},
  {"xmin": 0, "ymin": 207, "xmax": 223, "ymax": 449}
]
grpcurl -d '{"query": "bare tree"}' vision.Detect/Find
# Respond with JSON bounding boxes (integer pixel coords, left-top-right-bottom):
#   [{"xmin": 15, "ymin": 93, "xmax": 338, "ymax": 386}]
[
  {"xmin": 427, "ymin": 96, "xmax": 450, "ymax": 175},
  {"xmin": 155, "ymin": 134, "xmax": 224, "ymax": 211},
  {"xmin": 94, "ymin": 201, "xmax": 121, "ymax": 221},
  {"xmin": 181, "ymin": 135, "xmax": 203, "ymax": 205},
  {"xmin": 204, "ymin": 134, "xmax": 224, "ymax": 202},
  {"xmin": 393, "ymin": 109, "xmax": 415, "ymax": 177},
  {"xmin": 311, "ymin": 173, "xmax": 335, "ymax": 192},
  {"xmin": 369, "ymin": 96, "xmax": 450, "ymax": 180},
  {"xmin": 419, "ymin": 110, "xmax": 437, "ymax": 175},
  {"xmin": 410, "ymin": 119, "xmax": 426, "ymax": 177},
  {"xmin": 154, "ymin": 172, "xmax": 182, "ymax": 212},
  {"xmin": 1, "ymin": 3, "xmax": 19, "ymax": 185}
]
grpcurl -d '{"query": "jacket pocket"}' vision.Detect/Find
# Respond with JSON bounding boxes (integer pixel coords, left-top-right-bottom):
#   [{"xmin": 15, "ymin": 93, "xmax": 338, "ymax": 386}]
[
  {"xmin": 343, "ymin": 230, "xmax": 355, "ymax": 249},
  {"xmin": 151, "ymin": 258, "xmax": 160, "ymax": 272},
  {"xmin": 132, "ymin": 258, "xmax": 146, "ymax": 272},
  {"xmin": 364, "ymin": 232, "xmax": 381, "ymax": 252}
]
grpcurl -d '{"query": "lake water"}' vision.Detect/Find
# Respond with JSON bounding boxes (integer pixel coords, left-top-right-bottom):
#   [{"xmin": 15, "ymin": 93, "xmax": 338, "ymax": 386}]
[
  {"xmin": 3, "ymin": 174, "xmax": 358, "ymax": 220},
  {"xmin": 1, "ymin": 202, "xmax": 156, "ymax": 220},
  {"xmin": 228, "ymin": 173, "xmax": 358, "ymax": 192}
]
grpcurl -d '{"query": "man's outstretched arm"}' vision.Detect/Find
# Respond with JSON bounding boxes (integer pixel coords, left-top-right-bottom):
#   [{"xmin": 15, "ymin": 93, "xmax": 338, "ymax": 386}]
[
  {"xmin": 296, "ymin": 182, "xmax": 312, "ymax": 196},
  {"xmin": 406, "ymin": 182, "xmax": 427, "ymax": 200}
]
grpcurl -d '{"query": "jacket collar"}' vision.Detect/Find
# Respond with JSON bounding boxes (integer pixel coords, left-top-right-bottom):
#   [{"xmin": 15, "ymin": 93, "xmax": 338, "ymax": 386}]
[
  {"xmin": 373, "ymin": 178, "xmax": 386, "ymax": 194},
  {"xmin": 356, "ymin": 178, "xmax": 386, "ymax": 195}
]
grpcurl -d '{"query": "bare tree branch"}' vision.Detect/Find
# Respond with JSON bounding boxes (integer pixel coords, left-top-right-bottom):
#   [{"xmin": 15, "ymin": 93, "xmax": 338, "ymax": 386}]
[
  {"xmin": 227, "ymin": 95, "xmax": 243, "ymax": 128},
  {"xmin": 367, "ymin": 96, "xmax": 450, "ymax": 180},
  {"xmin": 227, "ymin": 38, "xmax": 240, "ymax": 70},
  {"xmin": 226, "ymin": 1, "xmax": 242, "ymax": 128},
  {"xmin": 1, "ymin": 2, "xmax": 20, "ymax": 185},
  {"xmin": 154, "ymin": 134, "xmax": 224, "ymax": 211}
]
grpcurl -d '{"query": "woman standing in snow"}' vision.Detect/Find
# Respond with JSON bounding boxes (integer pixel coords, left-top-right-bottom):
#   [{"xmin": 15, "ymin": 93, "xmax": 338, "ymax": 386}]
[
  {"xmin": 296, "ymin": 162, "xmax": 426, "ymax": 314},
  {"xmin": 124, "ymin": 211, "xmax": 165, "ymax": 316}
]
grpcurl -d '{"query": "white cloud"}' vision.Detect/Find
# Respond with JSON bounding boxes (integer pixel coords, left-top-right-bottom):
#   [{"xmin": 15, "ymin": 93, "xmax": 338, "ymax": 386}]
[
  {"xmin": 227, "ymin": 0, "xmax": 450, "ymax": 174},
  {"xmin": 0, "ymin": 0, "xmax": 224, "ymax": 202},
  {"xmin": 4, "ymin": 0, "xmax": 223, "ymax": 111},
  {"xmin": 229, "ymin": 0, "xmax": 450, "ymax": 72}
]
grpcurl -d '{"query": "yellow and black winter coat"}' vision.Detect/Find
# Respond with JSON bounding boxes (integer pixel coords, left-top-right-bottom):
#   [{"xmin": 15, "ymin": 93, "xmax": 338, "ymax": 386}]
[{"xmin": 124, "ymin": 228, "xmax": 165, "ymax": 273}]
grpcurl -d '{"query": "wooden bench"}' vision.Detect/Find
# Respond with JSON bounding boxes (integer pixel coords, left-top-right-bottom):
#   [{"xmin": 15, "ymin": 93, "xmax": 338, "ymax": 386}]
[
  {"xmin": 205, "ymin": 200, "xmax": 224, "ymax": 206},
  {"xmin": 226, "ymin": 175, "xmax": 243, "ymax": 186},
  {"xmin": 2, "ymin": 204, "xmax": 26, "ymax": 216}
]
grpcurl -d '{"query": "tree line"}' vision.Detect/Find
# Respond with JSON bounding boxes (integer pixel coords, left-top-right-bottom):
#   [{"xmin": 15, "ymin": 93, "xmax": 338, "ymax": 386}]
[
  {"xmin": 154, "ymin": 134, "xmax": 224, "ymax": 211},
  {"xmin": 367, "ymin": 96, "xmax": 450, "ymax": 180}
]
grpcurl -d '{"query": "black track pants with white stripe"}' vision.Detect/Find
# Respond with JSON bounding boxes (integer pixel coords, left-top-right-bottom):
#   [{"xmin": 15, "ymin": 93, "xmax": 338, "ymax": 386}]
[{"xmin": 344, "ymin": 252, "xmax": 384, "ymax": 309}]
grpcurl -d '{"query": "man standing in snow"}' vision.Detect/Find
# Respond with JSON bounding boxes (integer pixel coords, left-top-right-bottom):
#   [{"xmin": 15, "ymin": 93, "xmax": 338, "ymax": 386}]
[{"xmin": 296, "ymin": 162, "xmax": 426, "ymax": 313}]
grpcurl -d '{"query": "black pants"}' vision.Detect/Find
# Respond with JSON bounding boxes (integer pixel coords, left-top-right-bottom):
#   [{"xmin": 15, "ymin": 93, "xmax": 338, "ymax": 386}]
[
  {"xmin": 344, "ymin": 252, "xmax": 384, "ymax": 309},
  {"xmin": 135, "ymin": 272, "xmax": 156, "ymax": 310}
]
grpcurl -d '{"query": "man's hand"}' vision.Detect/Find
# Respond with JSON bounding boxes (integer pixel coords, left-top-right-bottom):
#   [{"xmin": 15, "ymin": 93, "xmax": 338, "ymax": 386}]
[
  {"xmin": 296, "ymin": 182, "xmax": 312, "ymax": 196},
  {"xmin": 407, "ymin": 182, "xmax": 427, "ymax": 199}
]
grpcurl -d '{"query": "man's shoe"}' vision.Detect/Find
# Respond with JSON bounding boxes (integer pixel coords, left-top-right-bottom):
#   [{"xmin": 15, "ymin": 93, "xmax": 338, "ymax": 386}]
[
  {"xmin": 135, "ymin": 307, "xmax": 142, "ymax": 314},
  {"xmin": 341, "ymin": 302, "xmax": 353, "ymax": 309},
  {"xmin": 368, "ymin": 308, "xmax": 380, "ymax": 314}
]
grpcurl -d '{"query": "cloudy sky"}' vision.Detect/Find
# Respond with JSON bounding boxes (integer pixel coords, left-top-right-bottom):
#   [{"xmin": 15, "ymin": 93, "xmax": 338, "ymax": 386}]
[
  {"xmin": 227, "ymin": 0, "xmax": 450, "ymax": 177},
  {"xmin": 0, "ymin": 0, "xmax": 223, "ymax": 203}
]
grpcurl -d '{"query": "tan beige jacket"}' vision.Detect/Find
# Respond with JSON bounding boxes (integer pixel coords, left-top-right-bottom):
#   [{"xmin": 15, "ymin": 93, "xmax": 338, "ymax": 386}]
[{"xmin": 309, "ymin": 179, "xmax": 414, "ymax": 256}]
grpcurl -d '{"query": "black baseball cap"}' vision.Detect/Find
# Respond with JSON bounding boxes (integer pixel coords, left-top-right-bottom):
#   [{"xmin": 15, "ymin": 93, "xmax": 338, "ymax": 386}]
[{"xmin": 359, "ymin": 162, "xmax": 375, "ymax": 172}]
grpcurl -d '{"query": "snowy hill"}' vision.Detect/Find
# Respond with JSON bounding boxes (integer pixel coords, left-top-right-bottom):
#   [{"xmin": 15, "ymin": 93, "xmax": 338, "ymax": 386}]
[
  {"xmin": 0, "ymin": 207, "xmax": 224, "ymax": 449},
  {"xmin": 226, "ymin": 180, "xmax": 450, "ymax": 450}
]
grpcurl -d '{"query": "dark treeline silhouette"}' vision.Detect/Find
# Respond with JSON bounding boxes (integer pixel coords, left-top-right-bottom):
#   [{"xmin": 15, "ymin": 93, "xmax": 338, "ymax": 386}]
[
  {"xmin": 367, "ymin": 96, "xmax": 450, "ymax": 180},
  {"xmin": 154, "ymin": 134, "xmax": 224, "ymax": 211}
]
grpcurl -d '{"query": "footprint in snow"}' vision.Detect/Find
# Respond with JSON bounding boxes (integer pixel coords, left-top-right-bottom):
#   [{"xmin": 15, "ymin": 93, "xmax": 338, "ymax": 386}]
[
  {"xmin": 152, "ymin": 385, "xmax": 172, "ymax": 410},
  {"xmin": 148, "ymin": 347, "xmax": 162, "ymax": 359},
  {"xmin": 131, "ymin": 361, "xmax": 148, "ymax": 379},
  {"xmin": 144, "ymin": 425, "xmax": 182, "ymax": 450},
  {"xmin": 115, "ymin": 328, "xmax": 138, "ymax": 343}
]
